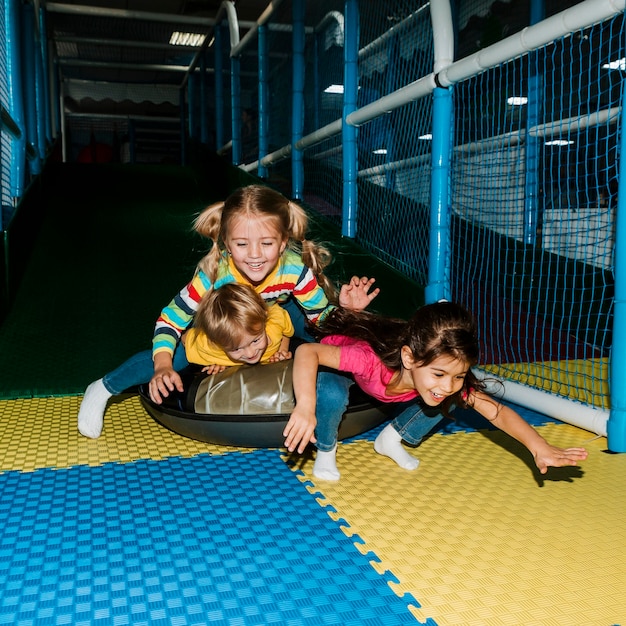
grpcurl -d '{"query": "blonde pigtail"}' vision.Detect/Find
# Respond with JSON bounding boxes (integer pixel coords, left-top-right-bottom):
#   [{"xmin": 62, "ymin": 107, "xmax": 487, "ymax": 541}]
[
  {"xmin": 194, "ymin": 201, "xmax": 226, "ymax": 284},
  {"xmin": 286, "ymin": 200, "xmax": 309, "ymax": 241},
  {"xmin": 193, "ymin": 201, "xmax": 225, "ymax": 239},
  {"xmin": 301, "ymin": 239, "xmax": 338, "ymax": 302},
  {"xmin": 285, "ymin": 199, "xmax": 338, "ymax": 301}
]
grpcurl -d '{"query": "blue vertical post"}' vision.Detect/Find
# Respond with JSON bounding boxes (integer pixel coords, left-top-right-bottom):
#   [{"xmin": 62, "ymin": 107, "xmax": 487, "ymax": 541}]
[
  {"xmin": 292, "ymin": 0, "xmax": 305, "ymax": 199},
  {"xmin": 385, "ymin": 33, "xmax": 398, "ymax": 191},
  {"xmin": 22, "ymin": 2, "xmax": 41, "ymax": 175},
  {"xmin": 231, "ymin": 54, "xmax": 242, "ymax": 165},
  {"xmin": 6, "ymin": 0, "xmax": 26, "ymax": 198},
  {"xmin": 425, "ymin": 87, "xmax": 453, "ymax": 303},
  {"xmin": 608, "ymin": 79, "xmax": 626, "ymax": 453},
  {"xmin": 39, "ymin": 8, "xmax": 52, "ymax": 145},
  {"xmin": 200, "ymin": 52, "xmax": 208, "ymax": 144},
  {"xmin": 342, "ymin": 0, "xmax": 359, "ymax": 238},
  {"xmin": 313, "ymin": 32, "xmax": 320, "ymax": 132},
  {"xmin": 179, "ymin": 88, "xmax": 187, "ymax": 165},
  {"xmin": 523, "ymin": 0, "xmax": 544, "ymax": 244},
  {"xmin": 258, "ymin": 23, "xmax": 269, "ymax": 179},
  {"xmin": 34, "ymin": 13, "xmax": 46, "ymax": 160},
  {"xmin": 214, "ymin": 25, "xmax": 224, "ymax": 152},
  {"xmin": 128, "ymin": 122, "xmax": 136, "ymax": 164},
  {"xmin": 52, "ymin": 57, "xmax": 61, "ymax": 138},
  {"xmin": 187, "ymin": 73, "xmax": 197, "ymax": 141}
]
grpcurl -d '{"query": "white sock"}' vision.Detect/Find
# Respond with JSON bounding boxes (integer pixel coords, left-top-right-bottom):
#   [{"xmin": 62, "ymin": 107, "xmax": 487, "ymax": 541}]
[
  {"xmin": 313, "ymin": 445, "xmax": 340, "ymax": 481},
  {"xmin": 374, "ymin": 424, "xmax": 420, "ymax": 470},
  {"xmin": 77, "ymin": 379, "xmax": 112, "ymax": 439}
]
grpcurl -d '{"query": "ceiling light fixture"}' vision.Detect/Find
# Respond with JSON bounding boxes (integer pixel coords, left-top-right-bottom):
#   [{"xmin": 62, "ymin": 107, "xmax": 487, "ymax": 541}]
[
  {"xmin": 507, "ymin": 96, "xmax": 528, "ymax": 105},
  {"xmin": 602, "ymin": 57, "xmax": 625, "ymax": 70},
  {"xmin": 324, "ymin": 84, "xmax": 344, "ymax": 94},
  {"xmin": 545, "ymin": 139, "xmax": 574, "ymax": 146},
  {"xmin": 169, "ymin": 32, "xmax": 205, "ymax": 47}
]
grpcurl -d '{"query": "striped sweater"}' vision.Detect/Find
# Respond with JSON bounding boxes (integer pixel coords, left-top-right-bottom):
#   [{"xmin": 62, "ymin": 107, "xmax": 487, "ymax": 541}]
[{"xmin": 153, "ymin": 249, "xmax": 334, "ymax": 357}]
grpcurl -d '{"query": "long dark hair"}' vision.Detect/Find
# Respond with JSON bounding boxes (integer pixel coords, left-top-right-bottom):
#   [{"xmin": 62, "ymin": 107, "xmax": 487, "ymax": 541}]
[{"xmin": 316, "ymin": 301, "xmax": 485, "ymax": 414}]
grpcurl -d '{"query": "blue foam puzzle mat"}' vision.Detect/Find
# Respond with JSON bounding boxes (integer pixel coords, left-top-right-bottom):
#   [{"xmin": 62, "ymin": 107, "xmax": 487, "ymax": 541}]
[{"xmin": 0, "ymin": 450, "xmax": 423, "ymax": 626}]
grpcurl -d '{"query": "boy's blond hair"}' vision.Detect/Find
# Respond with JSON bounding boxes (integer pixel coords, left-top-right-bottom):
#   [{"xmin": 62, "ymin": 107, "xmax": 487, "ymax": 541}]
[{"xmin": 193, "ymin": 283, "xmax": 268, "ymax": 350}]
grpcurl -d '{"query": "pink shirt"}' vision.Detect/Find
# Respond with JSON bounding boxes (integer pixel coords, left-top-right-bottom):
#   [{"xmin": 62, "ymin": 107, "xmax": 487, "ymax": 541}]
[{"xmin": 321, "ymin": 335, "xmax": 418, "ymax": 403}]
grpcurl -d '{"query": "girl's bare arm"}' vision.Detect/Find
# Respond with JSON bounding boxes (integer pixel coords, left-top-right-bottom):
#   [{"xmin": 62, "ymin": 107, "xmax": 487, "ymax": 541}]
[
  {"xmin": 283, "ymin": 342, "xmax": 342, "ymax": 453},
  {"xmin": 471, "ymin": 391, "xmax": 588, "ymax": 474}
]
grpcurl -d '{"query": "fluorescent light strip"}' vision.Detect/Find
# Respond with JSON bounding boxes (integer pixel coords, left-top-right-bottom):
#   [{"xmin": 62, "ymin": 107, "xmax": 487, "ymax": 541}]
[
  {"xmin": 324, "ymin": 84, "xmax": 344, "ymax": 94},
  {"xmin": 602, "ymin": 57, "xmax": 625, "ymax": 70},
  {"xmin": 545, "ymin": 139, "xmax": 574, "ymax": 146},
  {"xmin": 507, "ymin": 96, "xmax": 528, "ymax": 105},
  {"xmin": 169, "ymin": 32, "xmax": 205, "ymax": 47}
]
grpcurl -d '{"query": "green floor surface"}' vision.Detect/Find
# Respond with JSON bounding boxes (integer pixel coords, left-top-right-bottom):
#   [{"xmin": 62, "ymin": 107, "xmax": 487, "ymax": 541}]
[{"xmin": 0, "ymin": 163, "xmax": 422, "ymax": 399}]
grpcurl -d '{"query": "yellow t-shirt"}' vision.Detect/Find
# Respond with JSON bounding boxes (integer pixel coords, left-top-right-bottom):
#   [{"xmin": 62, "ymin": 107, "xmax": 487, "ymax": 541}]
[{"xmin": 183, "ymin": 305, "xmax": 295, "ymax": 367}]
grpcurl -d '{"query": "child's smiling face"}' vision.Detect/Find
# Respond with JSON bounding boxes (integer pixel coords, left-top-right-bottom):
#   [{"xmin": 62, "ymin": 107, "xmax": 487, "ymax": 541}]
[
  {"xmin": 224, "ymin": 216, "xmax": 287, "ymax": 285},
  {"xmin": 223, "ymin": 330, "xmax": 269, "ymax": 365},
  {"xmin": 403, "ymin": 352, "xmax": 469, "ymax": 406}
]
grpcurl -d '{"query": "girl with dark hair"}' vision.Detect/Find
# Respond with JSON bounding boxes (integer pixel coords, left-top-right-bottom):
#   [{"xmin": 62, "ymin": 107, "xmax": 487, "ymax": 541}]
[{"xmin": 283, "ymin": 301, "xmax": 588, "ymax": 481}]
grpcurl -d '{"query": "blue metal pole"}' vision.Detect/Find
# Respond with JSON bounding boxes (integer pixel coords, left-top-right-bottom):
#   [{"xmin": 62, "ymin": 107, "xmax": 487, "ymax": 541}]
[
  {"xmin": 179, "ymin": 88, "xmax": 187, "ymax": 165},
  {"xmin": 129, "ymin": 121, "xmax": 136, "ymax": 164},
  {"xmin": 200, "ymin": 52, "xmax": 208, "ymax": 145},
  {"xmin": 21, "ymin": 2, "xmax": 41, "ymax": 175},
  {"xmin": 425, "ymin": 87, "xmax": 453, "ymax": 304},
  {"xmin": 258, "ymin": 23, "xmax": 269, "ymax": 179},
  {"xmin": 313, "ymin": 32, "xmax": 320, "ymax": 133},
  {"xmin": 52, "ymin": 57, "xmax": 61, "ymax": 139},
  {"xmin": 342, "ymin": 0, "xmax": 359, "ymax": 238},
  {"xmin": 39, "ymin": 8, "xmax": 52, "ymax": 145},
  {"xmin": 214, "ymin": 26, "xmax": 224, "ymax": 152},
  {"xmin": 231, "ymin": 54, "xmax": 242, "ymax": 165},
  {"xmin": 6, "ymin": 0, "xmax": 25, "ymax": 198},
  {"xmin": 608, "ymin": 79, "xmax": 626, "ymax": 453},
  {"xmin": 34, "ymin": 12, "xmax": 46, "ymax": 160},
  {"xmin": 187, "ymin": 73, "xmax": 197, "ymax": 141},
  {"xmin": 291, "ymin": 0, "xmax": 305, "ymax": 199},
  {"xmin": 523, "ymin": 0, "xmax": 544, "ymax": 245},
  {"xmin": 385, "ymin": 33, "xmax": 398, "ymax": 191}
]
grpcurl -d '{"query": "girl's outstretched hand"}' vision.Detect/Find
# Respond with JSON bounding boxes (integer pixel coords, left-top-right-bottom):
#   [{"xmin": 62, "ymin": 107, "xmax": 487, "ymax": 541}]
[
  {"xmin": 149, "ymin": 367, "xmax": 184, "ymax": 404},
  {"xmin": 339, "ymin": 276, "xmax": 380, "ymax": 311},
  {"xmin": 283, "ymin": 408, "xmax": 317, "ymax": 454},
  {"xmin": 532, "ymin": 443, "xmax": 588, "ymax": 474}
]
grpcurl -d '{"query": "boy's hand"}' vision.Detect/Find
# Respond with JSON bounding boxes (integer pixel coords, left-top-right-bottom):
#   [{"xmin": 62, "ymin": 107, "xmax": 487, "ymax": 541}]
[
  {"xmin": 267, "ymin": 350, "xmax": 292, "ymax": 363},
  {"xmin": 339, "ymin": 276, "xmax": 380, "ymax": 311},
  {"xmin": 283, "ymin": 408, "xmax": 317, "ymax": 454},
  {"xmin": 201, "ymin": 364, "xmax": 227, "ymax": 375}
]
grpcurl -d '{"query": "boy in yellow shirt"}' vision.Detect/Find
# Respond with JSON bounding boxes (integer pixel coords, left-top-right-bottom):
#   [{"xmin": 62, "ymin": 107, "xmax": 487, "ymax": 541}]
[{"xmin": 182, "ymin": 283, "xmax": 294, "ymax": 375}]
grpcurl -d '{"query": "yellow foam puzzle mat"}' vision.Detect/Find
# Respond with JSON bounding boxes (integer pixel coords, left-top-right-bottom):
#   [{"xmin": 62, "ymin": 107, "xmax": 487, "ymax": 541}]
[
  {"xmin": 294, "ymin": 426, "xmax": 625, "ymax": 625},
  {"xmin": 0, "ymin": 394, "xmax": 624, "ymax": 625}
]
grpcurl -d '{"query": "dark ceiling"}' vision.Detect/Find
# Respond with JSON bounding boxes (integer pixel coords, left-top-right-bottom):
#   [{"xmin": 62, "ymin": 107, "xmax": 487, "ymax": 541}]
[
  {"xmin": 46, "ymin": 0, "xmax": 297, "ymax": 123},
  {"xmin": 45, "ymin": 1, "xmax": 584, "ymax": 128}
]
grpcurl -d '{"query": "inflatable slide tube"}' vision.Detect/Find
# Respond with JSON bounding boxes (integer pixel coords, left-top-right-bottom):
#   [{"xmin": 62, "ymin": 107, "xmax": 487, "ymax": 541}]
[{"xmin": 139, "ymin": 365, "xmax": 390, "ymax": 448}]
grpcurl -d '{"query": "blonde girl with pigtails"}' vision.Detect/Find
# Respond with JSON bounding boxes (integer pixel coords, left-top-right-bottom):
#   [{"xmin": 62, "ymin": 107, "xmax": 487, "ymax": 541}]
[{"xmin": 78, "ymin": 185, "xmax": 379, "ymax": 439}]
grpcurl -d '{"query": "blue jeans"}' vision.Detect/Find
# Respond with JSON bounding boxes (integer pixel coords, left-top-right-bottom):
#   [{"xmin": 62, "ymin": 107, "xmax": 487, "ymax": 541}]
[
  {"xmin": 102, "ymin": 343, "xmax": 190, "ymax": 395},
  {"xmin": 314, "ymin": 371, "xmax": 355, "ymax": 451},
  {"xmin": 281, "ymin": 297, "xmax": 315, "ymax": 342},
  {"xmin": 314, "ymin": 388, "xmax": 447, "ymax": 451},
  {"xmin": 389, "ymin": 399, "xmax": 447, "ymax": 445}
]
